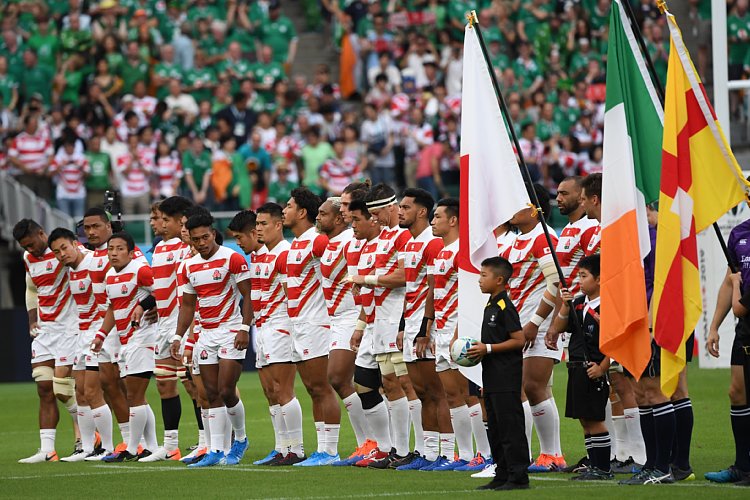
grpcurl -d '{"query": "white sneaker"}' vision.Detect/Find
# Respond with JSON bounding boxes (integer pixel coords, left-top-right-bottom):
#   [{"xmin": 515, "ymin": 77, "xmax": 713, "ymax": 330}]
[
  {"xmin": 19, "ymin": 450, "xmax": 58, "ymax": 463},
  {"xmin": 137, "ymin": 446, "xmax": 169, "ymax": 462},
  {"xmin": 181, "ymin": 447, "xmax": 204, "ymax": 462},
  {"xmin": 471, "ymin": 463, "xmax": 497, "ymax": 478},
  {"xmin": 61, "ymin": 449, "xmax": 89, "ymax": 462},
  {"xmin": 84, "ymin": 450, "xmax": 111, "ymax": 461}
]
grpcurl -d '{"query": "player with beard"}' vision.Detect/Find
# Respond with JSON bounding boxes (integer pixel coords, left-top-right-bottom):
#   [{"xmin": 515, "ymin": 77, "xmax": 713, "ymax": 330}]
[
  {"xmin": 15, "ymin": 219, "xmax": 81, "ymax": 463},
  {"xmin": 316, "ymin": 197, "xmax": 373, "ymax": 464}
]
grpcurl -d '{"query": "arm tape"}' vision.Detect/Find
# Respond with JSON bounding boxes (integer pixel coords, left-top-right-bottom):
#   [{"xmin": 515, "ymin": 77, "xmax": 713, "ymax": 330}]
[
  {"xmin": 139, "ymin": 295, "xmax": 156, "ymax": 311},
  {"xmin": 25, "ymin": 274, "xmax": 38, "ymax": 311},
  {"xmin": 540, "ymin": 259, "xmax": 559, "ymax": 296}
]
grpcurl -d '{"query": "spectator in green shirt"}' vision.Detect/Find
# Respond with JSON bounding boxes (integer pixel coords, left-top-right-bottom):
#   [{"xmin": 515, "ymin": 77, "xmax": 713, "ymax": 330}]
[
  {"xmin": 300, "ymin": 126, "xmax": 334, "ymax": 196},
  {"xmin": 21, "ymin": 50, "xmax": 54, "ymax": 107},
  {"xmin": 120, "ymin": 40, "xmax": 150, "ymax": 95},
  {"xmin": 267, "ymin": 158, "xmax": 299, "ymax": 205},
  {"xmin": 0, "ymin": 29, "xmax": 25, "ymax": 82},
  {"xmin": 729, "ymin": 0, "xmax": 750, "ymax": 79},
  {"xmin": 257, "ymin": 1, "xmax": 298, "ymax": 68},
  {"xmin": 153, "ymin": 45, "xmax": 184, "ymax": 100},
  {"xmin": 0, "ymin": 55, "xmax": 19, "ymax": 111},
  {"xmin": 183, "ymin": 135, "xmax": 213, "ymax": 204},
  {"xmin": 253, "ymin": 45, "xmax": 286, "ymax": 100},
  {"xmin": 60, "ymin": 13, "xmax": 94, "ymax": 60},
  {"xmin": 85, "ymin": 135, "xmax": 113, "ymax": 209},
  {"xmin": 27, "ymin": 17, "xmax": 60, "ymax": 73}
]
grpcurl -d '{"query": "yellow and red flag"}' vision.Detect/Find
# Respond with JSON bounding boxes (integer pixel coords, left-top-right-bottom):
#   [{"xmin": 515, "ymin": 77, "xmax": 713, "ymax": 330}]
[{"xmin": 653, "ymin": 10, "xmax": 749, "ymax": 396}]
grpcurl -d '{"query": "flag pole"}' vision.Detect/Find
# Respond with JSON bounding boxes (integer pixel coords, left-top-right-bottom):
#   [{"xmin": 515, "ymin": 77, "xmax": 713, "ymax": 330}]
[
  {"xmin": 467, "ymin": 11, "xmax": 590, "ymax": 354},
  {"xmin": 620, "ymin": 0, "xmax": 738, "ymax": 273}
]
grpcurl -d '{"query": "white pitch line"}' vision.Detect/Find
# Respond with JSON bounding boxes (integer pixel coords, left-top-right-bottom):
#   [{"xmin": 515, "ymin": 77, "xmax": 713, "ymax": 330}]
[{"xmin": 91, "ymin": 464, "xmax": 292, "ymax": 472}]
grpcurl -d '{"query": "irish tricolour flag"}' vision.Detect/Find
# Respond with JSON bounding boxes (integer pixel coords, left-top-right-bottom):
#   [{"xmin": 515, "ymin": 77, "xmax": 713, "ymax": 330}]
[{"xmin": 599, "ymin": 0, "xmax": 662, "ymax": 378}]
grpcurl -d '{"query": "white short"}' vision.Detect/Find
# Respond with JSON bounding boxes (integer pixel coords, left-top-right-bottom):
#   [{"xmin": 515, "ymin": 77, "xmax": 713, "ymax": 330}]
[
  {"xmin": 120, "ymin": 341, "xmax": 156, "ymax": 377},
  {"xmin": 31, "ymin": 329, "xmax": 77, "ymax": 366},
  {"xmin": 254, "ymin": 324, "xmax": 266, "ymax": 369},
  {"xmin": 434, "ymin": 333, "xmax": 458, "ymax": 373},
  {"xmin": 523, "ymin": 330, "xmax": 562, "ymax": 361},
  {"xmin": 195, "ymin": 327, "xmax": 247, "ymax": 365},
  {"xmin": 290, "ymin": 322, "xmax": 329, "ymax": 362},
  {"xmin": 73, "ymin": 330, "xmax": 98, "ymax": 371},
  {"xmin": 192, "ymin": 351, "xmax": 201, "ymax": 375},
  {"xmin": 403, "ymin": 317, "xmax": 435, "ymax": 363},
  {"xmin": 372, "ymin": 317, "xmax": 400, "ymax": 355},
  {"xmin": 355, "ymin": 324, "xmax": 378, "ymax": 370},
  {"xmin": 154, "ymin": 326, "xmax": 174, "ymax": 361},
  {"xmin": 329, "ymin": 313, "xmax": 358, "ymax": 352},
  {"xmin": 259, "ymin": 320, "xmax": 294, "ymax": 365},
  {"xmin": 98, "ymin": 332, "xmax": 121, "ymax": 364}
]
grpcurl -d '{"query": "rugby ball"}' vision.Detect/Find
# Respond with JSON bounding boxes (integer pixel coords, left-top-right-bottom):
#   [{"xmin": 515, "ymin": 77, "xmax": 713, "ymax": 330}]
[{"xmin": 450, "ymin": 337, "xmax": 480, "ymax": 367}]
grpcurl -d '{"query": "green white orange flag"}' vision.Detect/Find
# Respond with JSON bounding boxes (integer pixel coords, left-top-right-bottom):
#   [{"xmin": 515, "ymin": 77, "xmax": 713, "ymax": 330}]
[
  {"xmin": 600, "ymin": 0, "xmax": 662, "ymax": 379},
  {"xmin": 653, "ymin": 9, "xmax": 750, "ymax": 396}
]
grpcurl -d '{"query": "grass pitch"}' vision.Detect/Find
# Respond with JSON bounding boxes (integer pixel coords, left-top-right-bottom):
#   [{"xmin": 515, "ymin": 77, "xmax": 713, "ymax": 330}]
[{"xmin": 0, "ymin": 364, "xmax": 747, "ymax": 499}]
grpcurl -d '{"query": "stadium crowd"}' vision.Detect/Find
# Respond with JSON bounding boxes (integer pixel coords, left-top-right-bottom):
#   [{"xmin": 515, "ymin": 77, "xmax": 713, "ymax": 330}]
[{"xmin": 0, "ymin": 0, "xmax": 723, "ymax": 221}]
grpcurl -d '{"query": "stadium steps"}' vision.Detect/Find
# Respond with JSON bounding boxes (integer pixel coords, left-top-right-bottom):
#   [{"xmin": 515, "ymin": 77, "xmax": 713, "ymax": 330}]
[{"xmin": 286, "ymin": 0, "xmax": 340, "ymax": 83}]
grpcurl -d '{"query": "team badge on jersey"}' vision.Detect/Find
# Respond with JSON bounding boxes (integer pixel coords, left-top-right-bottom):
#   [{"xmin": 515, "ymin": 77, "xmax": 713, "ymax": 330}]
[
  {"xmin": 440, "ymin": 262, "xmax": 446, "ymax": 273},
  {"xmin": 212, "ymin": 270, "xmax": 221, "ymax": 281},
  {"xmin": 296, "ymin": 252, "xmax": 302, "ymax": 262},
  {"xmin": 167, "ymin": 252, "xmax": 174, "ymax": 262},
  {"xmin": 78, "ymin": 281, "xmax": 85, "ymax": 291},
  {"xmin": 46, "ymin": 261, "xmax": 53, "ymax": 271},
  {"xmin": 367, "ymin": 255, "xmax": 373, "ymax": 266},
  {"xmin": 120, "ymin": 284, "xmax": 128, "ymax": 294},
  {"xmin": 97, "ymin": 259, "xmax": 104, "ymax": 268}
]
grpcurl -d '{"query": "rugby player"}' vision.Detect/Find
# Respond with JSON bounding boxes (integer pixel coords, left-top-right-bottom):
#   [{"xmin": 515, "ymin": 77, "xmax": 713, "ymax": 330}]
[
  {"xmin": 171, "ymin": 212, "xmax": 252, "ymax": 467},
  {"xmin": 94, "ymin": 231, "xmax": 159, "ymax": 462},
  {"xmin": 282, "ymin": 187, "xmax": 341, "ymax": 466},
  {"xmin": 15, "ymin": 219, "xmax": 81, "ymax": 463},
  {"xmin": 502, "ymin": 184, "xmax": 565, "ymax": 472},
  {"xmin": 48, "ymin": 228, "xmax": 114, "ymax": 461},
  {"xmin": 316, "ymin": 197, "xmax": 372, "ymax": 462}
]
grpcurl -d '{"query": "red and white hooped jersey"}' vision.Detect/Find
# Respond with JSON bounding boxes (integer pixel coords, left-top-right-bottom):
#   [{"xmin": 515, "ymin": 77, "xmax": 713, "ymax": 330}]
[
  {"xmin": 134, "ymin": 96, "xmax": 157, "ymax": 121},
  {"xmin": 249, "ymin": 246, "xmax": 268, "ymax": 327},
  {"xmin": 258, "ymin": 240, "xmax": 290, "ymax": 323},
  {"xmin": 556, "ymin": 217, "xmax": 599, "ymax": 295},
  {"xmin": 585, "ymin": 224, "xmax": 601, "ymax": 256},
  {"xmin": 402, "ymin": 227, "xmax": 443, "ymax": 323},
  {"xmin": 137, "ymin": 142, "xmax": 157, "ymax": 173},
  {"xmin": 49, "ymin": 148, "xmax": 90, "ymax": 199},
  {"xmin": 496, "ymin": 230, "xmax": 517, "ymax": 256},
  {"xmin": 156, "ymin": 154, "xmax": 183, "ymax": 198},
  {"xmin": 345, "ymin": 236, "xmax": 366, "ymax": 306},
  {"xmin": 285, "ymin": 227, "xmax": 329, "ymax": 324},
  {"xmin": 319, "ymin": 157, "xmax": 361, "ymax": 196},
  {"xmin": 357, "ymin": 237, "xmax": 379, "ymax": 324},
  {"xmin": 502, "ymin": 223, "xmax": 558, "ymax": 327},
  {"xmin": 320, "ymin": 228, "xmax": 358, "ymax": 318},
  {"xmin": 374, "ymin": 225, "xmax": 411, "ymax": 320},
  {"xmin": 177, "ymin": 256, "xmax": 203, "ymax": 341},
  {"xmin": 89, "ymin": 244, "xmax": 147, "ymax": 316},
  {"xmin": 152, "ymin": 237, "xmax": 191, "ymax": 331},
  {"xmin": 182, "ymin": 245, "xmax": 251, "ymax": 331},
  {"xmin": 10, "ymin": 131, "xmax": 53, "ymax": 174},
  {"xmin": 69, "ymin": 251, "xmax": 102, "ymax": 331},
  {"xmin": 24, "ymin": 248, "xmax": 77, "ymax": 328},
  {"xmin": 115, "ymin": 151, "xmax": 152, "ymax": 197},
  {"xmin": 104, "ymin": 259, "xmax": 154, "ymax": 344},
  {"xmin": 432, "ymin": 239, "xmax": 458, "ymax": 334}
]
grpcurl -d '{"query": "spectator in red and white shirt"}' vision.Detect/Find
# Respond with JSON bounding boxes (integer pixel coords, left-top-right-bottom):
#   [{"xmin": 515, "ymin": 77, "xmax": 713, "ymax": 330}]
[
  {"xmin": 49, "ymin": 137, "xmax": 90, "ymax": 219},
  {"xmin": 8, "ymin": 114, "xmax": 54, "ymax": 199},
  {"xmin": 319, "ymin": 139, "xmax": 362, "ymax": 196},
  {"xmin": 153, "ymin": 141, "xmax": 183, "ymax": 199},
  {"xmin": 116, "ymin": 135, "xmax": 152, "ymax": 215}
]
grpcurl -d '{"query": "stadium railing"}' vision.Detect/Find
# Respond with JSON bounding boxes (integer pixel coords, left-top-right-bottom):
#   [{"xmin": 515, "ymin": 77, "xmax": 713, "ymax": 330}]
[{"xmin": 0, "ymin": 172, "xmax": 77, "ymax": 248}]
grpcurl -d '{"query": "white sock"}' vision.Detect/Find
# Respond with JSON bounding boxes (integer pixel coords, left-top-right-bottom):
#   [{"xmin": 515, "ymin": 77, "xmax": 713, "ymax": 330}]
[
  {"xmin": 274, "ymin": 404, "xmax": 288, "ymax": 453},
  {"xmin": 127, "ymin": 405, "xmax": 148, "ymax": 454},
  {"xmin": 40, "ymin": 429, "xmax": 56, "ymax": 453},
  {"xmin": 281, "ymin": 398, "xmax": 304, "ymax": 456},
  {"xmin": 439, "ymin": 432, "xmax": 455, "ymax": 458},
  {"xmin": 118, "ymin": 422, "xmax": 130, "ymax": 445},
  {"xmin": 78, "ymin": 406, "xmax": 96, "ymax": 453},
  {"xmin": 208, "ymin": 407, "xmax": 227, "ymax": 453},
  {"xmin": 144, "ymin": 404, "xmax": 158, "ymax": 451},
  {"xmin": 324, "ymin": 424, "xmax": 340, "ymax": 456},
  {"xmin": 315, "ymin": 421, "xmax": 325, "ymax": 453},
  {"xmin": 624, "ymin": 407, "xmax": 647, "ymax": 464},
  {"xmin": 531, "ymin": 399, "xmax": 559, "ymax": 456},
  {"xmin": 164, "ymin": 429, "xmax": 179, "ymax": 452},
  {"xmin": 449, "ymin": 405, "xmax": 473, "ymax": 461},
  {"xmin": 364, "ymin": 401, "xmax": 392, "ymax": 451},
  {"xmin": 270, "ymin": 405, "xmax": 281, "ymax": 452},
  {"xmin": 424, "ymin": 430, "xmax": 440, "ymax": 461},
  {"xmin": 549, "ymin": 397, "xmax": 562, "ymax": 456},
  {"xmin": 604, "ymin": 400, "xmax": 617, "ymax": 460},
  {"xmin": 389, "ymin": 397, "xmax": 410, "ymax": 456},
  {"xmin": 198, "ymin": 429, "xmax": 206, "ymax": 448},
  {"xmin": 227, "ymin": 400, "xmax": 246, "ymax": 441},
  {"xmin": 223, "ymin": 410, "xmax": 232, "ymax": 453},
  {"xmin": 408, "ymin": 399, "xmax": 424, "ymax": 454},
  {"xmin": 201, "ymin": 409, "xmax": 211, "ymax": 450},
  {"xmin": 612, "ymin": 415, "xmax": 628, "ymax": 460},
  {"xmin": 343, "ymin": 393, "xmax": 368, "ymax": 447},
  {"xmin": 63, "ymin": 397, "xmax": 78, "ymax": 424},
  {"xmin": 523, "ymin": 400, "xmax": 533, "ymax": 461},
  {"xmin": 92, "ymin": 404, "xmax": 114, "ymax": 452},
  {"xmin": 387, "ymin": 400, "xmax": 396, "ymax": 449},
  {"xmin": 469, "ymin": 404, "xmax": 491, "ymax": 458}
]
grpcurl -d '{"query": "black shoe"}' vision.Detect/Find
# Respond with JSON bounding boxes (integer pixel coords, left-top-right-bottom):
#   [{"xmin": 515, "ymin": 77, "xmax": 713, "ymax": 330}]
[
  {"xmin": 612, "ymin": 456, "xmax": 638, "ymax": 474},
  {"xmin": 562, "ymin": 455, "xmax": 589, "ymax": 473},
  {"xmin": 368, "ymin": 449, "xmax": 403, "ymax": 469},
  {"xmin": 264, "ymin": 451, "xmax": 287, "ymax": 466},
  {"xmin": 671, "ymin": 465, "xmax": 695, "ymax": 481},
  {"xmin": 388, "ymin": 451, "xmax": 416, "ymax": 469},
  {"xmin": 734, "ymin": 469, "xmax": 750, "ymax": 486},
  {"xmin": 271, "ymin": 452, "xmax": 305, "ymax": 466},
  {"xmin": 570, "ymin": 467, "xmax": 615, "ymax": 481},
  {"xmin": 102, "ymin": 450, "xmax": 138, "ymax": 463},
  {"xmin": 495, "ymin": 482, "xmax": 530, "ymax": 490},
  {"xmin": 477, "ymin": 481, "xmax": 505, "ymax": 490},
  {"xmin": 136, "ymin": 449, "xmax": 152, "ymax": 461}
]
